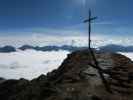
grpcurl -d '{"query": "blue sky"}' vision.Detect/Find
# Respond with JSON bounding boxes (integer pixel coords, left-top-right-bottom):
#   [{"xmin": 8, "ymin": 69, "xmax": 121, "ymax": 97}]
[{"xmin": 0, "ymin": 0, "xmax": 132, "ymax": 37}]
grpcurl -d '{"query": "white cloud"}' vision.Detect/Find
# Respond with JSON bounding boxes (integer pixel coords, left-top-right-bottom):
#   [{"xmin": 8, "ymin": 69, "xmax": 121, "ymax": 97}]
[
  {"xmin": 0, "ymin": 48, "xmax": 133, "ymax": 80},
  {"xmin": 0, "ymin": 34, "xmax": 133, "ymax": 48},
  {"xmin": 0, "ymin": 50, "xmax": 69, "ymax": 80}
]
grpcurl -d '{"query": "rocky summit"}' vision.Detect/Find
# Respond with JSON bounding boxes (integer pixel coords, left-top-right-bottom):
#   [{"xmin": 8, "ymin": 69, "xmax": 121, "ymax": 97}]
[{"xmin": 0, "ymin": 49, "xmax": 133, "ymax": 100}]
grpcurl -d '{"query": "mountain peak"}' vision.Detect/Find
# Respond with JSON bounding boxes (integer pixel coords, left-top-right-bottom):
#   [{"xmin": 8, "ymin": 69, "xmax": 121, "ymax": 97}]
[{"xmin": 0, "ymin": 49, "xmax": 133, "ymax": 100}]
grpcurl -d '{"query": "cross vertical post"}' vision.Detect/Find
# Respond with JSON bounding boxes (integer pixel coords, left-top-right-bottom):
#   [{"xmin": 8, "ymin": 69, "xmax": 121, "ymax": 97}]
[
  {"xmin": 83, "ymin": 10, "xmax": 112, "ymax": 93},
  {"xmin": 88, "ymin": 10, "xmax": 91, "ymax": 49},
  {"xmin": 84, "ymin": 9, "xmax": 97, "ymax": 49}
]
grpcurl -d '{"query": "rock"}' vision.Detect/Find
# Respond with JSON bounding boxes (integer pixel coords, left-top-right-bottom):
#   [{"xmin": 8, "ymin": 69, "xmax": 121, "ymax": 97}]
[
  {"xmin": 0, "ymin": 79, "xmax": 29, "ymax": 100},
  {"xmin": 0, "ymin": 77, "xmax": 5, "ymax": 84},
  {"xmin": 0, "ymin": 49, "xmax": 133, "ymax": 100}
]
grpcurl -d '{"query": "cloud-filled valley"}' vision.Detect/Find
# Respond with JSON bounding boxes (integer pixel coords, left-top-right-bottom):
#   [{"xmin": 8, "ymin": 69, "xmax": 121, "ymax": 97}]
[
  {"xmin": 0, "ymin": 48, "xmax": 133, "ymax": 80},
  {"xmin": 0, "ymin": 50, "xmax": 69, "ymax": 80},
  {"xmin": 0, "ymin": 35, "xmax": 133, "ymax": 80}
]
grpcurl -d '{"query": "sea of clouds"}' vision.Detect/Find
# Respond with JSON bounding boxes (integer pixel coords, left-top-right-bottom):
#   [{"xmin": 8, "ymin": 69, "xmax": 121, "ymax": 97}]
[
  {"xmin": 0, "ymin": 35, "xmax": 133, "ymax": 80},
  {"xmin": 0, "ymin": 49, "xmax": 132, "ymax": 80},
  {"xmin": 0, "ymin": 50, "xmax": 70, "ymax": 80}
]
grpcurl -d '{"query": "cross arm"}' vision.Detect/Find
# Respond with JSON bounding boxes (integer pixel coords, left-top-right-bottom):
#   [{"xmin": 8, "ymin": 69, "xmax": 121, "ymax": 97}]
[
  {"xmin": 83, "ymin": 16, "xmax": 98, "ymax": 23},
  {"xmin": 90, "ymin": 16, "xmax": 98, "ymax": 21},
  {"xmin": 83, "ymin": 19, "xmax": 89, "ymax": 23}
]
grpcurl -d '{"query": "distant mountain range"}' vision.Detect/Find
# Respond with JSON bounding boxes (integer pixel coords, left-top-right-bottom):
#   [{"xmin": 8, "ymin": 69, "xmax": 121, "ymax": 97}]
[
  {"xmin": 18, "ymin": 45, "xmax": 87, "ymax": 52},
  {"xmin": 99, "ymin": 44, "xmax": 133, "ymax": 52},
  {"xmin": 0, "ymin": 46, "xmax": 16, "ymax": 53},
  {"xmin": 0, "ymin": 44, "xmax": 133, "ymax": 53},
  {"xmin": 0, "ymin": 45, "xmax": 87, "ymax": 53}
]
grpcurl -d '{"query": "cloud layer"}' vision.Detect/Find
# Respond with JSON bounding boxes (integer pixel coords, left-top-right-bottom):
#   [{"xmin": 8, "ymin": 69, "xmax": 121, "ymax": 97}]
[
  {"xmin": 0, "ymin": 50, "xmax": 69, "ymax": 80},
  {"xmin": 0, "ymin": 49, "xmax": 133, "ymax": 80},
  {"xmin": 0, "ymin": 35, "xmax": 133, "ymax": 48}
]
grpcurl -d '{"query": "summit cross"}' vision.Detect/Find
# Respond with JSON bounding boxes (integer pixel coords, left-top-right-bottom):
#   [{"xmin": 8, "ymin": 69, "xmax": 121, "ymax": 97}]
[{"xmin": 84, "ymin": 9, "xmax": 97, "ymax": 49}]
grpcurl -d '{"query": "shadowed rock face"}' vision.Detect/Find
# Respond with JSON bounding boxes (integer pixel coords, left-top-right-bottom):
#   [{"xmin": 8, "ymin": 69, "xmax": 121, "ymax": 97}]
[{"xmin": 0, "ymin": 49, "xmax": 133, "ymax": 100}]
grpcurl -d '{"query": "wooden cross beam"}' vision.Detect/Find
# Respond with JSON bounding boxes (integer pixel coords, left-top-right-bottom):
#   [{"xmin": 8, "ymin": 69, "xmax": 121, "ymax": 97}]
[{"xmin": 84, "ymin": 10, "xmax": 97, "ymax": 49}]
